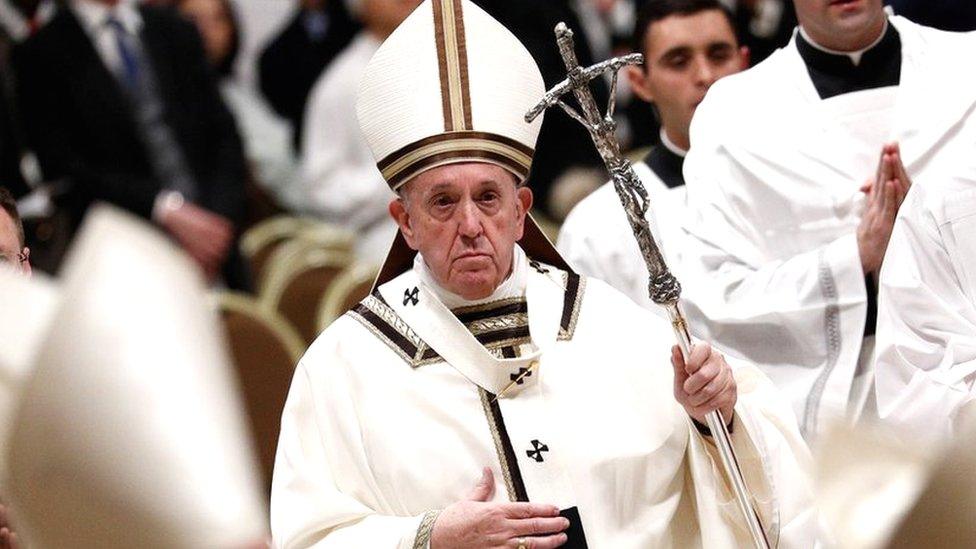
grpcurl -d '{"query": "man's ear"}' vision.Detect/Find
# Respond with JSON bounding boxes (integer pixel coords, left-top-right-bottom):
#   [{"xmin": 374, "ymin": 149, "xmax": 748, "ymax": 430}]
[
  {"xmin": 21, "ymin": 247, "xmax": 31, "ymax": 278},
  {"xmin": 389, "ymin": 198, "xmax": 420, "ymax": 250},
  {"xmin": 626, "ymin": 64, "xmax": 654, "ymax": 103},
  {"xmin": 514, "ymin": 186, "xmax": 533, "ymax": 241}
]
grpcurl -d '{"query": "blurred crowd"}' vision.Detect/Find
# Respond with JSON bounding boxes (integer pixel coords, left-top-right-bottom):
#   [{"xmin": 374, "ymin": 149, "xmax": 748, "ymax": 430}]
[{"xmin": 0, "ymin": 0, "xmax": 973, "ymax": 285}]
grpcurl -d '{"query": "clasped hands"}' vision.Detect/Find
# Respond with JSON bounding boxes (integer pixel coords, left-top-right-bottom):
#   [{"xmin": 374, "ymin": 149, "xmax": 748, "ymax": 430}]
[{"xmin": 857, "ymin": 142, "xmax": 913, "ymax": 275}]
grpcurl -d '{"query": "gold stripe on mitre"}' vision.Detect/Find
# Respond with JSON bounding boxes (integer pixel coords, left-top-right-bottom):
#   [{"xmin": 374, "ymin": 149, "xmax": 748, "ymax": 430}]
[
  {"xmin": 378, "ymin": 131, "xmax": 534, "ymax": 190},
  {"xmin": 432, "ymin": 0, "xmax": 472, "ymax": 131}
]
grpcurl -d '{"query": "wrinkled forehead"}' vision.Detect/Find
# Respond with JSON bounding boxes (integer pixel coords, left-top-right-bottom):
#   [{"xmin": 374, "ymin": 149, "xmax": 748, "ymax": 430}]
[{"xmin": 399, "ymin": 162, "xmax": 521, "ymax": 199}]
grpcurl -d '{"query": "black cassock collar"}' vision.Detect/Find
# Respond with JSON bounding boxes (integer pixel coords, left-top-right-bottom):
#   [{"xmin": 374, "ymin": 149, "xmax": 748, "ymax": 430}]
[
  {"xmin": 796, "ymin": 22, "xmax": 902, "ymax": 100},
  {"xmin": 642, "ymin": 144, "xmax": 685, "ymax": 190}
]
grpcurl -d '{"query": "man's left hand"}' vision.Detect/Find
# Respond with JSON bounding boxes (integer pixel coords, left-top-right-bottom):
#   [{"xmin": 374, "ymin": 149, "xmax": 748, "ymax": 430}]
[{"xmin": 671, "ymin": 343, "xmax": 736, "ymax": 424}]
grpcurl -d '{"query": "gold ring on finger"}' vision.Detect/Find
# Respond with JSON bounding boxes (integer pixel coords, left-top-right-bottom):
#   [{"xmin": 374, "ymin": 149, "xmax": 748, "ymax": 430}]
[{"xmin": 517, "ymin": 537, "xmax": 528, "ymax": 549}]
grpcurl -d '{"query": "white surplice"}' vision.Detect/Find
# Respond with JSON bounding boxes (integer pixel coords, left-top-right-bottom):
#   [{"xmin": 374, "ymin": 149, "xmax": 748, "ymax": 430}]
[
  {"xmin": 557, "ymin": 159, "xmax": 688, "ymax": 312},
  {"xmin": 681, "ymin": 16, "xmax": 976, "ymax": 437},
  {"xmin": 875, "ymin": 161, "xmax": 976, "ymax": 446},
  {"xmin": 271, "ymin": 246, "xmax": 816, "ymax": 548}
]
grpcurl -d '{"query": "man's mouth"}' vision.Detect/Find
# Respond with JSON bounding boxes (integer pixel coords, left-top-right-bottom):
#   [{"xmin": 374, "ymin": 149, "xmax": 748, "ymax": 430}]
[
  {"xmin": 829, "ymin": 0, "xmax": 860, "ymax": 7},
  {"xmin": 455, "ymin": 252, "xmax": 489, "ymax": 260}
]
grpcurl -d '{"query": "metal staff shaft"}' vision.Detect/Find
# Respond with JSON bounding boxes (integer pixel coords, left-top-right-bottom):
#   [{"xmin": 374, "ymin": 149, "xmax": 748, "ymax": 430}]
[{"xmin": 526, "ymin": 23, "xmax": 770, "ymax": 549}]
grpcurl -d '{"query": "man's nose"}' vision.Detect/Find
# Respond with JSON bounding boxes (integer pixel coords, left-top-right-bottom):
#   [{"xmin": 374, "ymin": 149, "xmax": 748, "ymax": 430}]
[
  {"xmin": 694, "ymin": 58, "xmax": 717, "ymax": 87},
  {"xmin": 456, "ymin": 200, "xmax": 483, "ymax": 238}
]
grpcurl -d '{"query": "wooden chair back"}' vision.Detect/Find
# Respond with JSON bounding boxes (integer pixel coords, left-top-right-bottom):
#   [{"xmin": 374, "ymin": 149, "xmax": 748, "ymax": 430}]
[
  {"xmin": 262, "ymin": 242, "xmax": 352, "ymax": 344},
  {"xmin": 317, "ymin": 262, "xmax": 380, "ymax": 331},
  {"xmin": 215, "ymin": 292, "xmax": 305, "ymax": 494}
]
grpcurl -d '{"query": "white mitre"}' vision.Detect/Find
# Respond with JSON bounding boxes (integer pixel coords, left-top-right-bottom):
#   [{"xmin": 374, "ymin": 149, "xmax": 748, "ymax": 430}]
[
  {"xmin": 5, "ymin": 206, "xmax": 267, "ymax": 548},
  {"xmin": 884, "ymin": 403, "xmax": 976, "ymax": 547},
  {"xmin": 356, "ymin": 0, "xmax": 570, "ymax": 286},
  {"xmin": 0, "ymin": 269, "xmax": 58, "ymax": 487},
  {"xmin": 813, "ymin": 408, "xmax": 976, "ymax": 548}
]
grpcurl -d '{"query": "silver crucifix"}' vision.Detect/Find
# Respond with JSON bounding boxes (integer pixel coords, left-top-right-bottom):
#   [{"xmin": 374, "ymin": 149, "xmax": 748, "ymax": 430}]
[{"xmin": 526, "ymin": 23, "xmax": 771, "ymax": 549}]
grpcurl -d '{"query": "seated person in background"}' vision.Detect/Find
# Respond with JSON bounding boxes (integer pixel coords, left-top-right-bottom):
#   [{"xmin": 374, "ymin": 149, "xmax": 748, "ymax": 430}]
[
  {"xmin": 178, "ymin": 0, "xmax": 305, "ymax": 213},
  {"xmin": 0, "ymin": 186, "xmax": 29, "ymax": 277},
  {"xmin": 270, "ymin": 1, "xmax": 816, "ymax": 547},
  {"xmin": 558, "ymin": 0, "xmax": 748, "ymax": 309},
  {"xmin": 258, "ymin": 0, "xmax": 359, "ymax": 149},
  {"xmin": 13, "ymin": 0, "xmax": 250, "ymax": 288},
  {"xmin": 298, "ymin": 0, "xmax": 420, "ymax": 262},
  {"xmin": 874, "ymin": 155, "xmax": 976, "ymax": 447}
]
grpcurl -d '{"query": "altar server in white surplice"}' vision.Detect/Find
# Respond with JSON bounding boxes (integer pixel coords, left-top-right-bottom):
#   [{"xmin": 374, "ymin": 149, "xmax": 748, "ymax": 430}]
[
  {"xmin": 557, "ymin": 0, "xmax": 747, "ymax": 310},
  {"xmin": 875, "ymin": 159, "xmax": 976, "ymax": 447},
  {"xmin": 680, "ymin": 0, "xmax": 976, "ymax": 438},
  {"xmin": 270, "ymin": 1, "xmax": 816, "ymax": 548}
]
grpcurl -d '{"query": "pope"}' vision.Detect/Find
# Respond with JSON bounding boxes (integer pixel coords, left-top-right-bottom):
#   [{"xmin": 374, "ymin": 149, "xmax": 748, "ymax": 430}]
[{"xmin": 270, "ymin": 1, "xmax": 817, "ymax": 547}]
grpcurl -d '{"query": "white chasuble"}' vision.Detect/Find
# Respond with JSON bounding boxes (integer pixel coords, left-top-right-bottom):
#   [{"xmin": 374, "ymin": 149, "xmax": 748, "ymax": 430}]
[
  {"xmin": 875, "ymin": 164, "xmax": 976, "ymax": 447},
  {"xmin": 681, "ymin": 15, "xmax": 976, "ymax": 438},
  {"xmin": 271, "ymin": 248, "xmax": 816, "ymax": 548}
]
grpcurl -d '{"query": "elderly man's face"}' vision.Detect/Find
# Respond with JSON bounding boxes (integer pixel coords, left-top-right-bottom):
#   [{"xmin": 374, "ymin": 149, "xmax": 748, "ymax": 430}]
[
  {"xmin": 0, "ymin": 208, "xmax": 29, "ymax": 276},
  {"xmin": 794, "ymin": 0, "xmax": 886, "ymax": 51},
  {"xmin": 390, "ymin": 163, "xmax": 532, "ymax": 300}
]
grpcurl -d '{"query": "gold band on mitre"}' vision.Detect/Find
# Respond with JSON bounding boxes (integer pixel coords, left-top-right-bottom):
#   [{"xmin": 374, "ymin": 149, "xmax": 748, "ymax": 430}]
[{"xmin": 377, "ymin": 131, "xmax": 534, "ymax": 190}]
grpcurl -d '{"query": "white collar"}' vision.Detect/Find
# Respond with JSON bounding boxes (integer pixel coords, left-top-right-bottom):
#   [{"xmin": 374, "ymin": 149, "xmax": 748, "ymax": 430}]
[
  {"xmin": 71, "ymin": 0, "xmax": 142, "ymax": 35},
  {"xmin": 660, "ymin": 129, "xmax": 688, "ymax": 158},
  {"xmin": 414, "ymin": 244, "xmax": 528, "ymax": 311},
  {"xmin": 381, "ymin": 246, "xmax": 564, "ymax": 396},
  {"xmin": 798, "ymin": 17, "xmax": 888, "ymax": 66}
]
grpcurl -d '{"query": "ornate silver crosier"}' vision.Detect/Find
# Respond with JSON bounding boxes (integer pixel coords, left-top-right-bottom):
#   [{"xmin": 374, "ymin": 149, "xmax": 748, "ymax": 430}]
[{"xmin": 526, "ymin": 23, "xmax": 771, "ymax": 549}]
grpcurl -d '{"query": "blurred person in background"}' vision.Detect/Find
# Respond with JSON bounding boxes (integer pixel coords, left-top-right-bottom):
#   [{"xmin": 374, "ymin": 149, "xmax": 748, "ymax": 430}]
[
  {"xmin": 0, "ymin": 0, "xmax": 57, "ymax": 200},
  {"xmin": 725, "ymin": 0, "xmax": 796, "ymax": 63},
  {"xmin": 476, "ymin": 0, "xmax": 610, "ymax": 220},
  {"xmin": 178, "ymin": 0, "xmax": 305, "ymax": 214},
  {"xmin": 0, "ymin": 67, "xmax": 25, "ymax": 201},
  {"xmin": 12, "ymin": 0, "xmax": 252, "ymax": 289},
  {"xmin": 680, "ymin": 0, "xmax": 976, "ymax": 439},
  {"xmin": 558, "ymin": 0, "xmax": 747, "ymax": 308},
  {"xmin": 0, "ymin": 0, "xmax": 55, "ymax": 40},
  {"xmin": 259, "ymin": 0, "xmax": 359, "ymax": 149},
  {"xmin": 298, "ymin": 0, "xmax": 419, "ymax": 262},
  {"xmin": 0, "ymin": 0, "xmax": 77, "ymax": 275},
  {"xmin": 0, "ymin": 186, "xmax": 29, "ymax": 277}
]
